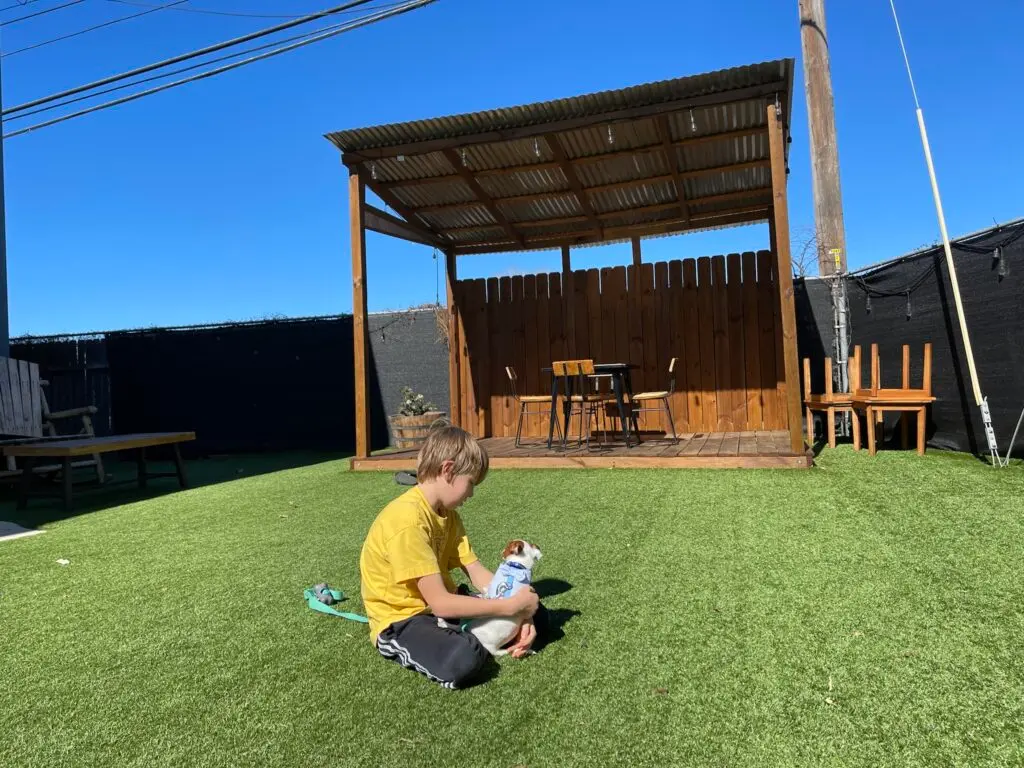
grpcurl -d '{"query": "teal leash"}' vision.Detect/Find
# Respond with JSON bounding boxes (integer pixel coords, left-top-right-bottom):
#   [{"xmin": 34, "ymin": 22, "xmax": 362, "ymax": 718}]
[{"xmin": 303, "ymin": 586, "xmax": 369, "ymax": 623}]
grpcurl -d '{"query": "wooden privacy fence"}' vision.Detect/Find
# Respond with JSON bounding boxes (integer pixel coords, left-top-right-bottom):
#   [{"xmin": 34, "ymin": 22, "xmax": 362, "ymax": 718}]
[{"xmin": 453, "ymin": 250, "xmax": 790, "ymax": 438}]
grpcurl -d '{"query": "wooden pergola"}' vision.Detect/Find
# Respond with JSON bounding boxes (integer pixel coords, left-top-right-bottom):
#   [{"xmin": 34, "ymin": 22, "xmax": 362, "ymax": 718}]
[{"xmin": 329, "ymin": 59, "xmax": 809, "ymax": 469}]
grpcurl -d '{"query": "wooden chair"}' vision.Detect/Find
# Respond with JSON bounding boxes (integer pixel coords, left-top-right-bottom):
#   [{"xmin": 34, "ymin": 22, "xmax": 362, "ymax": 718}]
[
  {"xmin": 40, "ymin": 380, "xmax": 105, "ymax": 482},
  {"xmin": 627, "ymin": 357, "xmax": 679, "ymax": 443},
  {"xmin": 506, "ymin": 366, "xmax": 562, "ymax": 448},
  {"xmin": 851, "ymin": 343, "xmax": 935, "ymax": 456},
  {"xmin": 0, "ymin": 359, "xmax": 104, "ymax": 484},
  {"xmin": 551, "ymin": 359, "xmax": 613, "ymax": 450},
  {"xmin": 802, "ymin": 349, "xmax": 858, "ymax": 449}
]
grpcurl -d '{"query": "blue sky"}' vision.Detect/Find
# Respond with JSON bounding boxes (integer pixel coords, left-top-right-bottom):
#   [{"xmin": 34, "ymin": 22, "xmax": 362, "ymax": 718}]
[{"xmin": 2, "ymin": 0, "xmax": 1020, "ymax": 336}]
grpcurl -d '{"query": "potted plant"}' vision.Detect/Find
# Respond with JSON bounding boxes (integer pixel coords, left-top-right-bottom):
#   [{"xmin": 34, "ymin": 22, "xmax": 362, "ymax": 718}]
[{"xmin": 389, "ymin": 387, "xmax": 446, "ymax": 448}]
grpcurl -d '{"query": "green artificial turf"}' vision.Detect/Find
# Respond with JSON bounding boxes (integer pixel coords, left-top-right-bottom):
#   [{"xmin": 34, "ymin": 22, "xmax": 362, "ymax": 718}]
[{"xmin": 1, "ymin": 448, "xmax": 1022, "ymax": 767}]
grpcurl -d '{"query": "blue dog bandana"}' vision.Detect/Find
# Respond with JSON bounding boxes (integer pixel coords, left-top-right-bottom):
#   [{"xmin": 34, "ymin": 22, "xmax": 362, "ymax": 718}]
[{"xmin": 485, "ymin": 561, "xmax": 532, "ymax": 600}]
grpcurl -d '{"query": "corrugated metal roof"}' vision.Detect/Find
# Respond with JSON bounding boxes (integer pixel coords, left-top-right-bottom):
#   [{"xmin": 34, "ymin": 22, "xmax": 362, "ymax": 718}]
[{"xmin": 329, "ymin": 59, "xmax": 794, "ymax": 254}]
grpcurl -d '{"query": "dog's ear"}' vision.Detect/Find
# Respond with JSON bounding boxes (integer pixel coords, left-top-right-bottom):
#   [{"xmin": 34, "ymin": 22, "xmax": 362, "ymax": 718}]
[{"xmin": 502, "ymin": 540, "xmax": 525, "ymax": 558}]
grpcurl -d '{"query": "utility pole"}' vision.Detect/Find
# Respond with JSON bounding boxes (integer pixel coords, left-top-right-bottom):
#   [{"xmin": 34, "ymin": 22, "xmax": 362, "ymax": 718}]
[
  {"xmin": 0, "ymin": 53, "xmax": 9, "ymax": 358},
  {"xmin": 799, "ymin": 0, "xmax": 850, "ymax": 408}
]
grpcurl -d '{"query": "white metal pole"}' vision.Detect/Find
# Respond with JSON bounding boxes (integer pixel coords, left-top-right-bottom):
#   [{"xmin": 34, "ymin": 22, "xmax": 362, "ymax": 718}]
[
  {"xmin": 890, "ymin": 0, "xmax": 999, "ymax": 463},
  {"xmin": 915, "ymin": 109, "xmax": 981, "ymax": 406}
]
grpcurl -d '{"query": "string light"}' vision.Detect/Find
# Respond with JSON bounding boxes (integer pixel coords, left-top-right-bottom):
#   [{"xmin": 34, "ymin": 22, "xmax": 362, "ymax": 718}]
[
  {"xmin": 370, "ymin": 162, "xmax": 377, "ymax": 181},
  {"xmin": 460, "ymin": 148, "xmax": 467, "ymax": 166},
  {"xmin": 533, "ymin": 137, "xmax": 540, "ymax": 158},
  {"xmin": 689, "ymin": 109, "xmax": 697, "ymax": 133},
  {"xmin": 866, "ymin": 295, "xmax": 872, "ymax": 313},
  {"xmin": 607, "ymin": 124, "xmax": 614, "ymax": 145},
  {"xmin": 905, "ymin": 292, "xmax": 912, "ymax": 319}
]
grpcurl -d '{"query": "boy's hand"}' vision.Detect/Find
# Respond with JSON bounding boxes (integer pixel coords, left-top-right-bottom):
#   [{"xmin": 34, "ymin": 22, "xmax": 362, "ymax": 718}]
[
  {"xmin": 505, "ymin": 586, "xmax": 539, "ymax": 618},
  {"xmin": 507, "ymin": 621, "xmax": 537, "ymax": 658}
]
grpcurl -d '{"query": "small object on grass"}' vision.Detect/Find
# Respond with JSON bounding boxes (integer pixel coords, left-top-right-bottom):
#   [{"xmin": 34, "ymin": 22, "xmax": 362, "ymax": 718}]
[
  {"xmin": 312, "ymin": 583, "xmax": 336, "ymax": 605},
  {"xmin": 394, "ymin": 471, "xmax": 417, "ymax": 486},
  {"xmin": 56, "ymin": 559, "xmax": 70, "ymax": 566},
  {"xmin": 303, "ymin": 584, "xmax": 368, "ymax": 623},
  {"xmin": 654, "ymin": 687, "xmax": 669, "ymax": 696}
]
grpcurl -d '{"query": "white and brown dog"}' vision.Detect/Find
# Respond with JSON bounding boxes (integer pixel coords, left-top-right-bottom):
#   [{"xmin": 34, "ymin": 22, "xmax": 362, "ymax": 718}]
[{"xmin": 466, "ymin": 539, "xmax": 542, "ymax": 657}]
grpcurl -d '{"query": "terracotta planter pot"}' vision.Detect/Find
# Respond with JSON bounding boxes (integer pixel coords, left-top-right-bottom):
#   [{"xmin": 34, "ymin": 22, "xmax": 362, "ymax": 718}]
[{"xmin": 389, "ymin": 411, "xmax": 446, "ymax": 449}]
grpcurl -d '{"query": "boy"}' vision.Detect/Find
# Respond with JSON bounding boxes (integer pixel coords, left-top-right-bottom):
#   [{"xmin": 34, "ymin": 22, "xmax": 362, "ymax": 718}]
[{"xmin": 359, "ymin": 425, "xmax": 540, "ymax": 689}]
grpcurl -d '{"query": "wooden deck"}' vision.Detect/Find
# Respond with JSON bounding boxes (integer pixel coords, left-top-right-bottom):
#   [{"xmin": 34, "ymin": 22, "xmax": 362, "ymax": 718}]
[{"xmin": 351, "ymin": 430, "xmax": 812, "ymax": 471}]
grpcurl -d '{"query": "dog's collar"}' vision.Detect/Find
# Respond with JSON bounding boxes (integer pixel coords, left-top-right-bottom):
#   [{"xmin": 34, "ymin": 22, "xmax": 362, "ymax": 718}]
[{"xmin": 503, "ymin": 561, "xmax": 529, "ymax": 572}]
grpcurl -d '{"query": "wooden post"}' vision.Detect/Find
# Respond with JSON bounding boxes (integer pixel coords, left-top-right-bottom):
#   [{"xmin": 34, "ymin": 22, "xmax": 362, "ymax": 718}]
[
  {"xmin": 629, "ymin": 237, "xmax": 644, "ymax": 371},
  {"xmin": 350, "ymin": 171, "xmax": 371, "ymax": 459},
  {"xmin": 0, "ymin": 53, "xmax": 8, "ymax": 358},
  {"xmin": 767, "ymin": 103, "xmax": 806, "ymax": 455},
  {"xmin": 445, "ymin": 249, "xmax": 462, "ymax": 428},
  {"xmin": 798, "ymin": 0, "xmax": 848, "ymax": 276},
  {"xmin": 562, "ymin": 246, "xmax": 576, "ymax": 357}
]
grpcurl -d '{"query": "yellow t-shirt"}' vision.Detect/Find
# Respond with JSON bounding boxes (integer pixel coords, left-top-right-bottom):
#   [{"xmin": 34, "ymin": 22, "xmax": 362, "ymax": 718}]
[{"xmin": 359, "ymin": 486, "xmax": 478, "ymax": 642}]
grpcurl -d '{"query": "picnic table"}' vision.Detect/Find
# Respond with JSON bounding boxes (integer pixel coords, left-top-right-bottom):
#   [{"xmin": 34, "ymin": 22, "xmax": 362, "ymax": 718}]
[
  {"xmin": 2, "ymin": 432, "xmax": 196, "ymax": 510},
  {"xmin": 542, "ymin": 363, "xmax": 640, "ymax": 449}
]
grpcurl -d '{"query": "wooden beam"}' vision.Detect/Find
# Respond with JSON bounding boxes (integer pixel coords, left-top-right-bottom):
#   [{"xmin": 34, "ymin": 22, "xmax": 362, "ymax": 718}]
[
  {"xmin": 452, "ymin": 208, "xmax": 769, "ymax": 255},
  {"xmin": 686, "ymin": 187, "xmax": 773, "ymax": 208},
  {"xmin": 562, "ymin": 246, "xmax": 576, "ymax": 357},
  {"xmin": 440, "ymin": 187, "xmax": 771, "ymax": 230},
  {"xmin": 767, "ymin": 102, "xmax": 805, "ymax": 455},
  {"xmin": 604, "ymin": 206, "xmax": 769, "ymax": 239},
  {"xmin": 656, "ymin": 115, "xmax": 689, "ymax": 222},
  {"xmin": 545, "ymin": 133, "xmax": 603, "ymax": 237},
  {"xmin": 377, "ymin": 161, "xmax": 565, "ymax": 190},
  {"xmin": 441, "ymin": 148, "xmax": 524, "ymax": 247},
  {"xmin": 359, "ymin": 167, "xmax": 446, "ymax": 244},
  {"xmin": 445, "ymin": 249, "xmax": 462, "ymax": 427},
  {"xmin": 363, "ymin": 204, "xmax": 443, "ymax": 247},
  {"xmin": 374, "ymin": 126, "xmax": 769, "ymax": 190},
  {"xmin": 413, "ymin": 159, "xmax": 772, "ymax": 213},
  {"xmin": 339, "ymin": 82, "xmax": 786, "ymax": 163},
  {"xmin": 350, "ymin": 171, "xmax": 370, "ymax": 458},
  {"xmin": 352, "ymin": 454, "xmax": 812, "ymax": 470},
  {"xmin": 574, "ymin": 125, "xmax": 768, "ymax": 168},
  {"xmin": 629, "ymin": 237, "xmax": 643, "ymax": 376}
]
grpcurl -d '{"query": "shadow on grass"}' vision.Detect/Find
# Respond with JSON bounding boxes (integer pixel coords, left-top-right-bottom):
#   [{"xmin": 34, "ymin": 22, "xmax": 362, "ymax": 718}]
[
  {"xmin": 533, "ymin": 577, "xmax": 573, "ymax": 599},
  {"xmin": 534, "ymin": 607, "xmax": 581, "ymax": 653},
  {"xmin": 0, "ymin": 451, "xmax": 349, "ymax": 529}
]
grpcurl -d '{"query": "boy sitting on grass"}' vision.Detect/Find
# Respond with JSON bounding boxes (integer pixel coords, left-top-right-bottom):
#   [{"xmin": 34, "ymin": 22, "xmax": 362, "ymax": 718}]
[{"xmin": 359, "ymin": 425, "xmax": 541, "ymax": 689}]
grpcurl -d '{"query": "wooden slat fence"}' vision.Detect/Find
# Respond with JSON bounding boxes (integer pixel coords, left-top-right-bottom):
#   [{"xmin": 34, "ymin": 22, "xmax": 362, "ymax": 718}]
[{"xmin": 454, "ymin": 250, "xmax": 790, "ymax": 438}]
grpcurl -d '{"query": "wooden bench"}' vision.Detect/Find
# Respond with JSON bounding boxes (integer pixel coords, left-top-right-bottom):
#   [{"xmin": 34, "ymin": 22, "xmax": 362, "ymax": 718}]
[{"xmin": 2, "ymin": 432, "xmax": 196, "ymax": 510}]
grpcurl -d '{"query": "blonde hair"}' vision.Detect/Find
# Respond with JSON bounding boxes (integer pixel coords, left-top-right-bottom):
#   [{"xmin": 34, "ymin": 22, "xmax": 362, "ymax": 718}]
[{"xmin": 417, "ymin": 422, "xmax": 489, "ymax": 484}]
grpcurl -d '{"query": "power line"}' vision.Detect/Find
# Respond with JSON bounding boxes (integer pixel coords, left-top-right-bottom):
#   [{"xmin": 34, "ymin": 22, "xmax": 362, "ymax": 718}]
[
  {"xmin": 105, "ymin": 0, "xmax": 322, "ymax": 19},
  {"xmin": 3, "ymin": 0, "xmax": 377, "ymax": 116},
  {"xmin": 0, "ymin": 0, "xmax": 43, "ymax": 13},
  {"xmin": 2, "ymin": 0, "xmax": 187, "ymax": 58},
  {"xmin": 6, "ymin": 3, "xmax": 410, "ymax": 122},
  {"xmin": 0, "ymin": 0, "xmax": 84, "ymax": 27},
  {"xmin": 3, "ymin": 0, "xmax": 435, "ymax": 138}
]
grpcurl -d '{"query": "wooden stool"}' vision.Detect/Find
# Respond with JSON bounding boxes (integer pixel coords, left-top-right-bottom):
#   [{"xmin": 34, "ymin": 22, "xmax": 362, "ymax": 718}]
[
  {"xmin": 851, "ymin": 343, "xmax": 935, "ymax": 456},
  {"xmin": 802, "ymin": 350, "xmax": 858, "ymax": 449}
]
